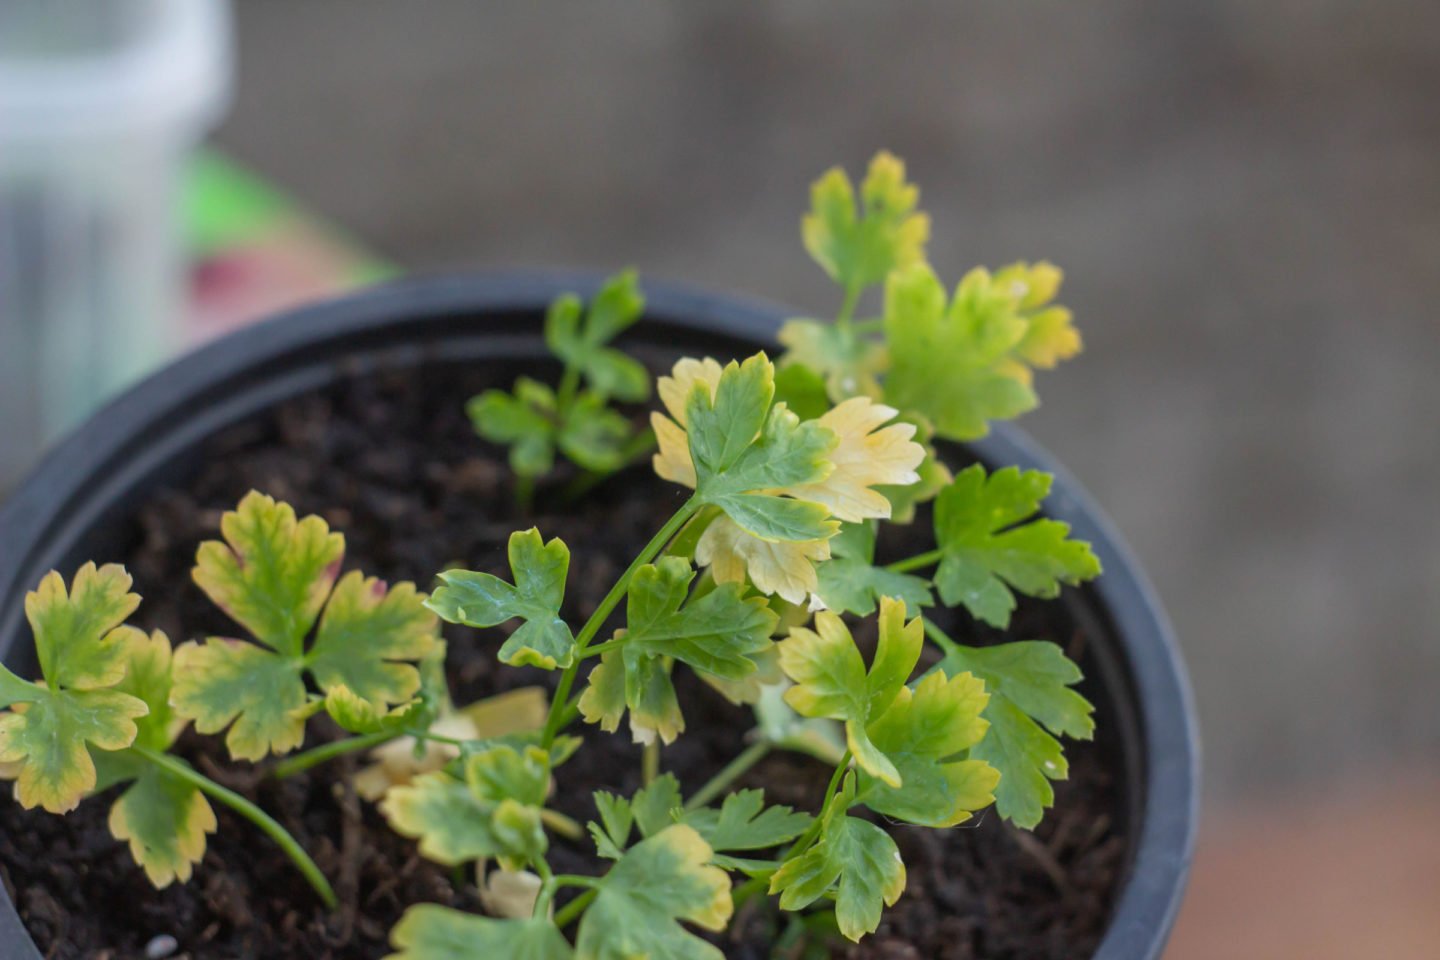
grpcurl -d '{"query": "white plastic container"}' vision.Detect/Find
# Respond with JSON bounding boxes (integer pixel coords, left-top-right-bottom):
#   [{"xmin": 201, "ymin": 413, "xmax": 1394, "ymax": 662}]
[{"xmin": 0, "ymin": 0, "xmax": 231, "ymax": 489}]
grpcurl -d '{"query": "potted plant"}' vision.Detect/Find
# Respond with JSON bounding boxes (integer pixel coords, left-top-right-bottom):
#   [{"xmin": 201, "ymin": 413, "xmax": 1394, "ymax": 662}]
[{"xmin": 0, "ymin": 154, "xmax": 1197, "ymax": 959}]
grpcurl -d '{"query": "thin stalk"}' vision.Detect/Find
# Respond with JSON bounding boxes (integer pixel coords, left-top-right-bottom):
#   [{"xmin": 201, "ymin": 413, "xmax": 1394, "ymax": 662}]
[
  {"xmin": 835, "ymin": 282, "xmax": 862, "ymax": 333},
  {"xmin": 684, "ymin": 741, "xmax": 771, "ymax": 811},
  {"xmin": 515, "ymin": 473, "xmax": 536, "ymax": 515},
  {"xmin": 554, "ymin": 888, "xmax": 598, "ymax": 929},
  {"xmin": 850, "ymin": 317, "xmax": 885, "ymax": 334},
  {"xmin": 781, "ymin": 749, "xmax": 851, "ymax": 861},
  {"xmin": 921, "ymin": 617, "xmax": 962, "ymax": 658},
  {"xmin": 559, "ymin": 427, "xmax": 658, "ymax": 505},
  {"xmin": 556, "ymin": 364, "xmax": 581, "ymax": 417},
  {"xmin": 131, "ymin": 745, "xmax": 337, "ymax": 909},
  {"xmin": 885, "ymin": 548, "xmax": 943, "ymax": 574},
  {"xmin": 271, "ymin": 728, "xmax": 397, "ymax": 779},
  {"xmin": 580, "ymin": 638, "xmax": 624, "ymax": 660},
  {"xmin": 540, "ymin": 808, "xmax": 585, "ymax": 842},
  {"xmin": 642, "ymin": 740, "xmax": 661, "ymax": 786},
  {"xmin": 541, "ymin": 496, "xmax": 699, "ymax": 746}
]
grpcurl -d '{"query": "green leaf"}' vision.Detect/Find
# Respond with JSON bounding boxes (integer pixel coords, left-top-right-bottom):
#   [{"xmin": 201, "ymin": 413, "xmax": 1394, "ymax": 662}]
[
  {"xmin": 469, "ymin": 382, "xmax": 558, "ymax": 478},
  {"xmin": 777, "ymin": 320, "xmax": 888, "ymax": 403},
  {"xmin": 192, "ymin": 491, "xmax": 345, "ymax": 656},
  {"xmin": 933, "ymin": 640, "xmax": 1094, "ymax": 828},
  {"xmin": 589, "ymin": 790, "xmax": 636, "ymax": 860},
  {"xmin": 388, "ymin": 904, "xmax": 573, "ymax": 960},
  {"xmin": 111, "ymin": 628, "xmax": 179, "ymax": 752},
  {"xmin": 682, "ymin": 789, "xmax": 811, "ymax": 853},
  {"xmin": 880, "ymin": 265, "xmax": 1028, "ymax": 441},
  {"xmin": 777, "ymin": 598, "xmax": 922, "ymax": 787},
  {"xmin": 323, "ymin": 683, "xmax": 426, "ymax": 735},
  {"xmin": 860, "ymin": 671, "xmax": 998, "ymax": 827},
  {"xmin": 815, "ymin": 522, "xmax": 932, "ymax": 617},
  {"xmin": 428, "ymin": 529, "xmax": 576, "ymax": 670},
  {"xmin": 381, "ymin": 744, "xmax": 555, "ymax": 871},
  {"xmin": 545, "ymin": 271, "xmax": 650, "ymax": 402},
  {"xmin": 622, "ymin": 558, "xmax": 777, "ymax": 680},
  {"xmin": 109, "ymin": 762, "xmax": 217, "ymax": 888},
  {"xmin": 932, "ymin": 465, "xmax": 1101, "ymax": 628},
  {"xmin": 771, "ymin": 360, "xmax": 834, "ymax": 421},
  {"xmin": 24, "ymin": 563, "xmax": 139, "ymax": 691},
  {"xmin": 802, "ymin": 151, "xmax": 930, "ymax": 292},
  {"xmin": 630, "ymin": 773, "xmax": 684, "ymax": 839},
  {"xmin": 171, "ymin": 638, "xmax": 312, "ymax": 762},
  {"xmin": 575, "ymin": 824, "xmax": 732, "ymax": 960},
  {"xmin": 558, "ymin": 392, "xmax": 634, "ymax": 472},
  {"xmin": 769, "ymin": 780, "xmax": 905, "ymax": 943},
  {"xmin": 309, "ymin": 572, "xmax": 438, "ymax": 705},
  {"xmin": 686, "ymin": 354, "xmax": 839, "ymax": 543}
]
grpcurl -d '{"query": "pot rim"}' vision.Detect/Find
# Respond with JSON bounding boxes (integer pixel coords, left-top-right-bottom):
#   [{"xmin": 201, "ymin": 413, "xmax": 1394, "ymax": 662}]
[{"xmin": 0, "ymin": 268, "xmax": 1198, "ymax": 959}]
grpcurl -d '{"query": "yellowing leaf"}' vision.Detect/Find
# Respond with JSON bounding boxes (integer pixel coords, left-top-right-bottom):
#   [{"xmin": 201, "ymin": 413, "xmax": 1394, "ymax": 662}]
[
  {"xmin": 651, "ymin": 353, "xmax": 840, "ymax": 544},
  {"xmin": 575, "ymin": 824, "xmax": 732, "ymax": 960},
  {"xmin": 694, "ymin": 514, "xmax": 831, "ymax": 606},
  {"xmin": 802, "ymin": 151, "xmax": 930, "ymax": 292},
  {"xmin": 191, "ymin": 491, "xmax": 344, "ymax": 656},
  {"xmin": 108, "ymin": 763, "xmax": 217, "ymax": 888},
  {"xmin": 173, "ymin": 493, "xmax": 437, "ymax": 761},
  {"xmin": 24, "ymin": 563, "xmax": 138, "ymax": 691},
  {"xmin": 786, "ymin": 398, "xmax": 924, "ymax": 524},
  {"xmin": 776, "ymin": 598, "xmax": 922, "ymax": 788},
  {"xmin": 0, "ymin": 688, "xmax": 146, "ymax": 813},
  {"xmin": 883, "ymin": 262, "xmax": 1080, "ymax": 441},
  {"xmin": 0, "ymin": 567, "xmax": 149, "ymax": 814},
  {"xmin": 777, "ymin": 319, "xmax": 888, "ymax": 403},
  {"xmin": 860, "ymin": 671, "xmax": 998, "ymax": 827}
]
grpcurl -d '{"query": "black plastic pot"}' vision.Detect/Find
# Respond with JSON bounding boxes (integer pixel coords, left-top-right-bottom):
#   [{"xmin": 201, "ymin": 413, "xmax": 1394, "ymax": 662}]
[{"xmin": 0, "ymin": 271, "xmax": 1198, "ymax": 959}]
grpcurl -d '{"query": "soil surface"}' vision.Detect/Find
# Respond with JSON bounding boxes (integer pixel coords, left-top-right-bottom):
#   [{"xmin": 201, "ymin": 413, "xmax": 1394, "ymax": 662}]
[{"xmin": 0, "ymin": 361, "xmax": 1126, "ymax": 959}]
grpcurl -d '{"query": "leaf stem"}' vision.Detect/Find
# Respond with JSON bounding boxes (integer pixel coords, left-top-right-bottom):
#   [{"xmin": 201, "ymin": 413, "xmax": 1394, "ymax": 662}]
[
  {"xmin": 781, "ymin": 749, "xmax": 851, "ymax": 861},
  {"xmin": 835, "ymin": 282, "xmax": 863, "ymax": 333},
  {"xmin": 130, "ymin": 745, "xmax": 338, "ymax": 909},
  {"xmin": 642, "ymin": 740, "xmax": 661, "ymax": 786},
  {"xmin": 554, "ymin": 887, "xmax": 598, "ymax": 929},
  {"xmin": 885, "ymin": 548, "xmax": 943, "ymax": 574},
  {"xmin": 271, "ymin": 729, "xmax": 397, "ymax": 779},
  {"xmin": 684, "ymin": 741, "xmax": 771, "ymax": 811},
  {"xmin": 920, "ymin": 617, "xmax": 962, "ymax": 658},
  {"xmin": 850, "ymin": 317, "xmax": 885, "ymax": 334},
  {"xmin": 541, "ymin": 496, "xmax": 700, "ymax": 747}
]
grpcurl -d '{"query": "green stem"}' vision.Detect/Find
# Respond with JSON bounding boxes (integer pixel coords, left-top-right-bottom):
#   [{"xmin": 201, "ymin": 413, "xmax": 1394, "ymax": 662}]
[
  {"xmin": 885, "ymin": 548, "xmax": 943, "ymax": 574},
  {"xmin": 921, "ymin": 617, "xmax": 962, "ymax": 658},
  {"xmin": 850, "ymin": 317, "xmax": 885, "ymax": 334},
  {"xmin": 781, "ymin": 749, "xmax": 851, "ymax": 861},
  {"xmin": 684, "ymin": 741, "xmax": 771, "ymax": 811},
  {"xmin": 835, "ymin": 282, "xmax": 862, "ymax": 333},
  {"xmin": 556, "ymin": 364, "xmax": 582, "ymax": 417},
  {"xmin": 554, "ymin": 888, "xmax": 598, "ymax": 929},
  {"xmin": 271, "ymin": 729, "xmax": 397, "ymax": 779},
  {"xmin": 642, "ymin": 740, "xmax": 661, "ymax": 786},
  {"xmin": 541, "ymin": 496, "xmax": 699, "ymax": 747},
  {"xmin": 131, "ymin": 745, "xmax": 337, "ymax": 909},
  {"xmin": 516, "ymin": 473, "xmax": 536, "ymax": 515},
  {"xmin": 580, "ymin": 638, "xmax": 624, "ymax": 660}
]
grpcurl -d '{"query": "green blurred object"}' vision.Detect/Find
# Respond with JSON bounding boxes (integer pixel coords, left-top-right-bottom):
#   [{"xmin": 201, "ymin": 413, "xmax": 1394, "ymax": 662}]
[{"xmin": 183, "ymin": 150, "xmax": 396, "ymax": 284}]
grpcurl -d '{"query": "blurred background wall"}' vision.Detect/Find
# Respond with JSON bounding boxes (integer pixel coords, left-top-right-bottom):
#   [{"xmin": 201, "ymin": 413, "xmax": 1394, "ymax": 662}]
[{"xmin": 219, "ymin": 0, "xmax": 1440, "ymax": 806}]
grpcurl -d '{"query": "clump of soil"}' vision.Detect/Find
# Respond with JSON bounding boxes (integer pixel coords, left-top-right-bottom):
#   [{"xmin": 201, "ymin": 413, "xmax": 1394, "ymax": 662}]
[{"xmin": 0, "ymin": 362, "xmax": 1126, "ymax": 959}]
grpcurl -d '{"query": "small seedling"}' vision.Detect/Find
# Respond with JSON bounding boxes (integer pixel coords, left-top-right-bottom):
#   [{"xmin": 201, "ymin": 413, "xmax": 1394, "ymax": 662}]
[
  {"xmin": 0, "ymin": 153, "xmax": 1107, "ymax": 957},
  {"xmin": 469, "ymin": 270, "xmax": 655, "ymax": 508}
]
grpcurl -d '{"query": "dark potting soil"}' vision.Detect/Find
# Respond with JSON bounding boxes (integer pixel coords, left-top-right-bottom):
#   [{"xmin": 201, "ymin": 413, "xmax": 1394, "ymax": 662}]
[{"xmin": 0, "ymin": 361, "xmax": 1126, "ymax": 960}]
